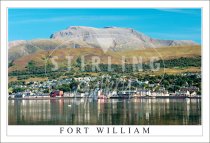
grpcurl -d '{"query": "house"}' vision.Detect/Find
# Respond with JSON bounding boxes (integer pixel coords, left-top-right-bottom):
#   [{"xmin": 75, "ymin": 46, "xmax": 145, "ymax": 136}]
[
  {"xmin": 8, "ymin": 94, "xmax": 15, "ymax": 99},
  {"xmin": 24, "ymin": 91, "xmax": 34, "ymax": 96},
  {"xmin": 175, "ymin": 88, "xmax": 190, "ymax": 96},
  {"xmin": 49, "ymin": 90, "xmax": 64, "ymax": 97},
  {"xmin": 151, "ymin": 90, "xmax": 169, "ymax": 97},
  {"xmin": 137, "ymin": 90, "xmax": 151, "ymax": 96},
  {"xmin": 180, "ymin": 86, "xmax": 199, "ymax": 93},
  {"xmin": 144, "ymin": 81, "xmax": 149, "ymax": 84},
  {"xmin": 74, "ymin": 77, "xmax": 84, "ymax": 82},
  {"xmin": 75, "ymin": 93, "xmax": 85, "ymax": 98},
  {"xmin": 14, "ymin": 93, "xmax": 26, "ymax": 98},
  {"xmin": 176, "ymin": 86, "xmax": 199, "ymax": 97},
  {"xmin": 148, "ymin": 84, "xmax": 155, "ymax": 88},
  {"xmin": 190, "ymin": 91, "xmax": 197, "ymax": 97}
]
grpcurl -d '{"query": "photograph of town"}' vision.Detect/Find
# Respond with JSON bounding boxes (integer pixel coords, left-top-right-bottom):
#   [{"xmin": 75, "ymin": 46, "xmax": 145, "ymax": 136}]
[{"xmin": 8, "ymin": 8, "xmax": 201, "ymax": 125}]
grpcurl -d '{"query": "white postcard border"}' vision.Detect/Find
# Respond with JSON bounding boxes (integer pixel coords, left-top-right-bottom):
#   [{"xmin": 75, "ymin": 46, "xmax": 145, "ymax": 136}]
[{"xmin": 1, "ymin": 0, "xmax": 209, "ymax": 142}]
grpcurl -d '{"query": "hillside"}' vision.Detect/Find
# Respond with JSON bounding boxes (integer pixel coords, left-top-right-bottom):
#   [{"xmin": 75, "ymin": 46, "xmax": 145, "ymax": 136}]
[{"xmin": 9, "ymin": 45, "xmax": 201, "ymax": 72}]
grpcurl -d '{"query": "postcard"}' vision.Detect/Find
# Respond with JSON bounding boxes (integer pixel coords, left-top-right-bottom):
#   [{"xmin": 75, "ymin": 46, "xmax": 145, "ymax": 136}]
[{"xmin": 0, "ymin": 0, "xmax": 209, "ymax": 143}]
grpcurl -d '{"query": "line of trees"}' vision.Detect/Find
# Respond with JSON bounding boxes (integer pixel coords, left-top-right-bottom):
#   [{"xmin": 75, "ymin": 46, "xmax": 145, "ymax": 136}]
[{"xmin": 9, "ymin": 57, "xmax": 201, "ymax": 78}]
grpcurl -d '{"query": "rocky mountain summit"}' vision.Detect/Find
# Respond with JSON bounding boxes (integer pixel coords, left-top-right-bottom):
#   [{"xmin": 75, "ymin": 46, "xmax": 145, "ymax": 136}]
[{"xmin": 50, "ymin": 26, "xmax": 198, "ymax": 51}]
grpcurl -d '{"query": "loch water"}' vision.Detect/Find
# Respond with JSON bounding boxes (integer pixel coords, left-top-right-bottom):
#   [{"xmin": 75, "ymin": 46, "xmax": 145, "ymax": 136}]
[{"xmin": 8, "ymin": 98, "xmax": 201, "ymax": 125}]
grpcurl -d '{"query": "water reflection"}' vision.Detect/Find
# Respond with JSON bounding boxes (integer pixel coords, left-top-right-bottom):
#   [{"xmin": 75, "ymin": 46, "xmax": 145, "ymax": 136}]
[{"xmin": 8, "ymin": 98, "xmax": 201, "ymax": 125}]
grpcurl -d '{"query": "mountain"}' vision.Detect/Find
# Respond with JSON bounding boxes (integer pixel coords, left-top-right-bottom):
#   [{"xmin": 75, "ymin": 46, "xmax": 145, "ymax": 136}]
[
  {"xmin": 50, "ymin": 26, "xmax": 198, "ymax": 50},
  {"xmin": 9, "ymin": 26, "xmax": 198, "ymax": 62}
]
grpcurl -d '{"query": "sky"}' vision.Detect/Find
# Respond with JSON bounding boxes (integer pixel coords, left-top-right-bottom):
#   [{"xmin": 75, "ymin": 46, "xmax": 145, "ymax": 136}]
[{"xmin": 8, "ymin": 8, "xmax": 201, "ymax": 43}]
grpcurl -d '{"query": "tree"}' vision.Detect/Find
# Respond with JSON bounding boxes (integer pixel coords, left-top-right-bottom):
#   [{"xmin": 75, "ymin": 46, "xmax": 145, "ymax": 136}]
[
  {"xmin": 43, "ymin": 89, "xmax": 49, "ymax": 93},
  {"xmin": 26, "ymin": 60, "xmax": 36, "ymax": 73},
  {"xmin": 8, "ymin": 87, "xmax": 13, "ymax": 94},
  {"xmin": 69, "ymin": 80, "xmax": 78, "ymax": 91},
  {"xmin": 76, "ymin": 57, "xmax": 82, "ymax": 67},
  {"xmin": 9, "ymin": 60, "xmax": 14, "ymax": 67},
  {"xmin": 13, "ymin": 87, "xmax": 25, "ymax": 93}
]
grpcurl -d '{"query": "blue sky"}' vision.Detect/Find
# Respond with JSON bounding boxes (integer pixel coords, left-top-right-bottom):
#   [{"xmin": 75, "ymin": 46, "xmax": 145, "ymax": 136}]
[{"xmin": 8, "ymin": 8, "xmax": 201, "ymax": 43}]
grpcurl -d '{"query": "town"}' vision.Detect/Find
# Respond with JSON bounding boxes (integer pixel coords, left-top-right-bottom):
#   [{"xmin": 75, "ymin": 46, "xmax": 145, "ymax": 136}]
[{"xmin": 8, "ymin": 72, "xmax": 201, "ymax": 99}]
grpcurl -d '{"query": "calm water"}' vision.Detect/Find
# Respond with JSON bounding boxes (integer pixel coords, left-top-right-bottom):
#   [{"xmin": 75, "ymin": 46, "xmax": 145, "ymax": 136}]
[{"xmin": 8, "ymin": 98, "xmax": 201, "ymax": 125}]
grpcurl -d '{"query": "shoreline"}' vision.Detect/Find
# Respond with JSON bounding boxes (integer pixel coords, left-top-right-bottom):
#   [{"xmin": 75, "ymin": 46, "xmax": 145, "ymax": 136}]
[{"xmin": 8, "ymin": 96, "xmax": 201, "ymax": 100}]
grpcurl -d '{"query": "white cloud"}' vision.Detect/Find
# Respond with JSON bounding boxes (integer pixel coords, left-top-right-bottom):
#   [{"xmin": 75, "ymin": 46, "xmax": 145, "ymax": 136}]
[
  {"xmin": 156, "ymin": 8, "xmax": 200, "ymax": 15},
  {"xmin": 9, "ymin": 15, "xmax": 139, "ymax": 24}
]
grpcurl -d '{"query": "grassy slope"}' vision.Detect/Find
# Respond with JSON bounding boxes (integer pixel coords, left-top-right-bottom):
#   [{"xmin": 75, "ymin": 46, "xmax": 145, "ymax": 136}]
[{"xmin": 9, "ymin": 45, "xmax": 201, "ymax": 72}]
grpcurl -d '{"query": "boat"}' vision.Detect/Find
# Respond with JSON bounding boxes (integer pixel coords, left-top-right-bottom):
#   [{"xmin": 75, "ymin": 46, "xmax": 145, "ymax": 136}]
[
  {"xmin": 110, "ymin": 93, "xmax": 130, "ymax": 99},
  {"xmin": 142, "ymin": 95, "xmax": 156, "ymax": 99},
  {"xmin": 98, "ymin": 95, "xmax": 107, "ymax": 99}
]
